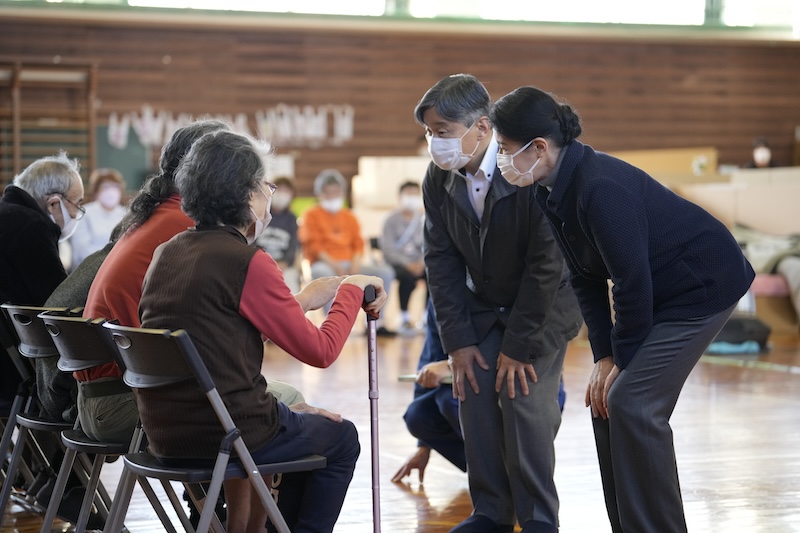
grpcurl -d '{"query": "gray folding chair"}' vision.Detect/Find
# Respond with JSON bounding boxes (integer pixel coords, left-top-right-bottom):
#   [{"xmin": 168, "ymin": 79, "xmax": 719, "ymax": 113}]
[
  {"xmin": 38, "ymin": 313, "xmax": 135, "ymax": 533},
  {"xmin": 0, "ymin": 305, "xmax": 40, "ymax": 510},
  {"xmin": 0, "ymin": 304, "xmax": 76, "ymax": 519},
  {"xmin": 102, "ymin": 322, "xmax": 327, "ymax": 533}
]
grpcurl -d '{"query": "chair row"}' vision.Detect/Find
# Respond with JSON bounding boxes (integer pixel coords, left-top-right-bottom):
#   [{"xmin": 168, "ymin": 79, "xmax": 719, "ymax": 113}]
[{"xmin": 0, "ymin": 303, "xmax": 326, "ymax": 533}]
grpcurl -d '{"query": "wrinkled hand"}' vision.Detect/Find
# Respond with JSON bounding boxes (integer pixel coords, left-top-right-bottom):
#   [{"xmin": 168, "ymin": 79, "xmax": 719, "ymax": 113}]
[
  {"xmin": 495, "ymin": 352, "xmax": 538, "ymax": 399},
  {"xmin": 449, "ymin": 345, "xmax": 489, "ymax": 401},
  {"xmin": 289, "ymin": 401, "xmax": 343, "ymax": 423},
  {"xmin": 585, "ymin": 356, "xmax": 619, "ymax": 419},
  {"xmin": 416, "ymin": 360, "xmax": 451, "ymax": 389},
  {"xmin": 342, "ymin": 275, "xmax": 388, "ymax": 317},
  {"xmin": 295, "ymin": 276, "xmax": 346, "ymax": 312},
  {"xmin": 391, "ymin": 446, "xmax": 431, "ymax": 483}
]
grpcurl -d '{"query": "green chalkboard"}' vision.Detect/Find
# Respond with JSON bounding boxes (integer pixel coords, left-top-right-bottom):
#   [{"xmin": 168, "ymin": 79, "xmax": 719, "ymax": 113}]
[{"xmin": 96, "ymin": 125, "xmax": 153, "ymax": 192}]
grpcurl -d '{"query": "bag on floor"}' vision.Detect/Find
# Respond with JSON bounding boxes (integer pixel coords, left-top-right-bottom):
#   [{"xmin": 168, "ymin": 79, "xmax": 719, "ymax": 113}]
[{"xmin": 707, "ymin": 314, "xmax": 771, "ymax": 354}]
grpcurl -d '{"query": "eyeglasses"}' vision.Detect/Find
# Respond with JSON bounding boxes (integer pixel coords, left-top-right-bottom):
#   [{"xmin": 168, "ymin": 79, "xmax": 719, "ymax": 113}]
[
  {"xmin": 263, "ymin": 182, "xmax": 278, "ymax": 195},
  {"xmin": 50, "ymin": 192, "xmax": 86, "ymax": 220}
]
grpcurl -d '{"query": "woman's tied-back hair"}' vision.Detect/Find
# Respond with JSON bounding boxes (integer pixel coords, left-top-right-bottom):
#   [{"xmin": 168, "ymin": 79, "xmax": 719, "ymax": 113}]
[
  {"xmin": 176, "ymin": 129, "xmax": 273, "ymax": 228},
  {"xmin": 116, "ymin": 118, "xmax": 230, "ymax": 237},
  {"xmin": 414, "ymin": 74, "xmax": 491, "ymax": 129},
  {"xmin": 490, "ymin": 86, "xmax": 582, "ymax": 148}
]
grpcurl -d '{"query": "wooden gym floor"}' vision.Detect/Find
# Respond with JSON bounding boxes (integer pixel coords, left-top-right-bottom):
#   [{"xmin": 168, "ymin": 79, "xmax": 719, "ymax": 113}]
[{"xmin": 3, "ymin": 317, "xmax": 800, "ymax": 532}]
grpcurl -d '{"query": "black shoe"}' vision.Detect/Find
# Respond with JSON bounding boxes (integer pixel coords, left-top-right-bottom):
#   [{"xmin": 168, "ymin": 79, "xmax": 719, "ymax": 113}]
[
  {"xmin": 56, "ymin": 486, "xmax": 106, "ymax": 530},
  {"xmin": 375, "ymin": 326, "xmax": 397, "ymax": 338},
  {"xmin": 450, "ymin": 514, "xmax": 514, "ymax": 533},
  {"xmin": 520, "ymin": 519, "xmax": 558, "ymax": 533},
  {"xmin": 26, "ymin": 468, "xmax": 52, "ymax": 496},
  {"xmin": 34, "ymin": 476, "xmax": 56, "ymax": 507}
]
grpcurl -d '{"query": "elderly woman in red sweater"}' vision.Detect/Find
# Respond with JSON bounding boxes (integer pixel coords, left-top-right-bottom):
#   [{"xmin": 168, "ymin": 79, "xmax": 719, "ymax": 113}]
[{"xmin": 138, "ymin": 129, "xmax": 387, "ymax": 533}]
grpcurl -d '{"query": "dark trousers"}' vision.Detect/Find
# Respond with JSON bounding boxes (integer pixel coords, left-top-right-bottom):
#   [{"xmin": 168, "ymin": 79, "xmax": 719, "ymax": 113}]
[
  {"xmin": 250, "ymin": 402, "xmax": 360, "ymax": 533},
  {"xmin": 404, "ymin": 384, "xmax": 466, "ymax": 471},
  {"xmin": 593, "ymin": 305, "xmax": 736, "ymax": 533},
  {"xmin": 391, "ymin": 263, "xmax": 426, "ymax": 312}
]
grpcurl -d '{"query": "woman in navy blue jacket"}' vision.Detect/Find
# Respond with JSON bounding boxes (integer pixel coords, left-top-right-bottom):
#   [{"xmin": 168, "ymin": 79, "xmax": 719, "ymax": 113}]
[{"xmin": 490, "ymin": 86, "xmax": 754, "ymax": 533}]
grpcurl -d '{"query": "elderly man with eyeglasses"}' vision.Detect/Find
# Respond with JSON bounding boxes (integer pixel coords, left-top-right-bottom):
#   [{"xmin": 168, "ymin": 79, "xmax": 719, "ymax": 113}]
[{"xmin": 0, "ymin": 150, "xmax": 84, "ymax": 419}]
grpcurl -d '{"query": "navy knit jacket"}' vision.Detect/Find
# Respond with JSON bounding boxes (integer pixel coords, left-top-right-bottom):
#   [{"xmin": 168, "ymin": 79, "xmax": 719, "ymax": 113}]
[{"xmin": 535, "ymin": 141, "xmax": 755, "ymax": 369}]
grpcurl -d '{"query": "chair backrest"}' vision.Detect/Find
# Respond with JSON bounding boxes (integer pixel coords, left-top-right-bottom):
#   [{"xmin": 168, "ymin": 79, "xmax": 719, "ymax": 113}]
[
  {"xmin": 38, "ymin": 313, "xmax": 121, "ymax": 372},
  {"xmin": 0, "ymin": 303, "xmax": 73, "ymax": 358},
  {"xmin": 101, "ymin": 322, "xmax": 205, "ymax": 390}
]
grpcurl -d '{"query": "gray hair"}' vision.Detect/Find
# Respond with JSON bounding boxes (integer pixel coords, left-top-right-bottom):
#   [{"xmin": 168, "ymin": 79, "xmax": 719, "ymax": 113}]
[
  {"xmin": 414, "ymin": 74, "xmax": 490, "ymax": 128},
  {"xmin": 13, "ymin": 152, "xmax": 81, "ymax": 205},
  {"xmin": 176, "ymin": 130, "xmax": 273, "ymax": 227},
  {"xmin": 313, "ymin": 168, "xmax": 347, "ymax": 197}
]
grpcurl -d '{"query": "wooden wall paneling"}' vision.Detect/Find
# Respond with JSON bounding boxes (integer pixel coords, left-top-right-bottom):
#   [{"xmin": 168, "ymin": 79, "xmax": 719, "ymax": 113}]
[
  {"xmin": 1, "ymin": 16, "xmax": 798, "ymax": 193},
  {"xmin": 0, "ymin": 61, "xmax": 96, "ymax": 184}
]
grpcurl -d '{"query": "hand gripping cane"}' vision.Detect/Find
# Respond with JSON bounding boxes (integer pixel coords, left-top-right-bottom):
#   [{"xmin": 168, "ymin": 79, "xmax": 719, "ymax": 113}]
[{"xmin": 363, "ymin": 285, "xmax": 381, "ymax": 533}]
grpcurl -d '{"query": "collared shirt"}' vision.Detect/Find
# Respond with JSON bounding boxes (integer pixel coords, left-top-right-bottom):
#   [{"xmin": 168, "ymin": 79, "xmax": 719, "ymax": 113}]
[{"xmin": 460, "ymin": 135, "xmax": 499, "ymax": 220}]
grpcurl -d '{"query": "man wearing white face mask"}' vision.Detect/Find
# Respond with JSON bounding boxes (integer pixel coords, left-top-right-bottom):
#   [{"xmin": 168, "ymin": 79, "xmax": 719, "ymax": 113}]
[
  {"xmin": 0, "ymin": 151, "xmax": 84, "ymax": 306},
  {"xmin": 415, "ymin": 74, "xmax": 582, "ymax": 533},
  {"xmin": 0, "ymin": 151, "xmax": 84, "ymax": 405},
  {"xmin": 300, "ymin": 168, "xmax": 397, "ymax": 335},
  {"xmin": 380, "ymin": 180, "xmax": 427, "ymax": 334},
  {"xmin": 68, "ymin": 167, "xmax": 127, "ymax": 271}
]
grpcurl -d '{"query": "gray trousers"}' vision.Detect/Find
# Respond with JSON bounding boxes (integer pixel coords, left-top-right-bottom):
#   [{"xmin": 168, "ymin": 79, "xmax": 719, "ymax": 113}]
[
  {"xmin": 593, "ymin": 304, "xmax": 736, "ymax": 533},
  {"xmin": 459, "ymin": 322, "xmax": 567, "ymax": 528}
]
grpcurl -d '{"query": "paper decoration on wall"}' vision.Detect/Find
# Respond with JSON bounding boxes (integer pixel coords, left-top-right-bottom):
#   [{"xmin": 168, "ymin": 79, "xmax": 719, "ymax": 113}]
[
  {"xmin": 107, "ymin": 104, "xmax": 355, "ymax": 150},
  {"xmin": 131, "ymin": 105, "xmax": 167, "ymax": 148},
  {"xmin": 107, "ymin": 112, "xmax": 131, "ymax": 150},
  {"xmin": 254, "ymin": 104, "xmax": 354, "ymax": 148}
]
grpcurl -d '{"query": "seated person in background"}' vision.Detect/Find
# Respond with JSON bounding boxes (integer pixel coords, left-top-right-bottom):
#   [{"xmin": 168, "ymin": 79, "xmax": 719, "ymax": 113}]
[
  {"xmin": 0, "ymin": 152, "xmax": 84, "ymax": 506},
  {"xmin": 745, "ymin": 136, "xmax": 780, "ymax": 168},
  {"xmin": 0, "ymin": 152, "xmax": 83, "ymax": 409},
  {"xmin": 253, "ymin": 176, "xmax": 301, "ymax": 294},
  {"xmin": 68, "ymin": 168, "xmax": 127, "ymax": 271},
  {"xmin": 380, "ymin": 181, "xmax": 427, "ymax": 335},
  {"xmin": 29, "ymin": 222, "xmax": 125, "ymax": 528},
  {"xmin": 38, "ymin": 222, "xmax": 124, "ymax": 424},
  {"xmin": 78, "ymin": 118, "xmax": 231, "ymax": 445},
  {"xmin": 300, "ymin": 168, "xmax": 396, "ymax": 336},
  {"xmin": 138, "ymin": 129, "xmax": 387, "ymax": 533},
  {"xmin": 392, "ymin": 299, "xmax": 567, "ymax": 484},
  {"xmin": 0, "ymin": 152, "xmax": 83, "ymax": 307}
]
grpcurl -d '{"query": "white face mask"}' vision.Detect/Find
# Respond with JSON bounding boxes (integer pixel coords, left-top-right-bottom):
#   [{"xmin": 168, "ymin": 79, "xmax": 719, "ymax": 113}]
[
  {"xmin": 753, "ymin": 146, "xmax": 771, "ymax": 166},
  {"xmin": 497, "ymin": 140, "xmax": 541, "ymax": 187},
  {"xmin": 427, "ymin": 122, "xmax": 479, "ymax": 171},
  {"xmin": 97, "ymin": 186, "xmax": 122, "ymax": 209},
  {"xmin": 270, "ymin": 190, "xmax": 293, "ymax": 212},
  {"xmin": 49, "ymin": 198, "xmax": 80, "ymax": 243},
  {"xmin": 400, "ymin": 194, "xmax": 423, "ymax": 212},
  {"xmin": 320, "ymin": 197, "xmax": 344, "ymax": 214},
  {"xmin": 247, "ymin": 186, "xmax": 272, "ymax": 245}
]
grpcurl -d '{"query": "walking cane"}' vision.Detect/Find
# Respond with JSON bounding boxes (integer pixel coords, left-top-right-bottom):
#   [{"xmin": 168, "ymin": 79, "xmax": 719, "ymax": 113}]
[{"xmin": 363, "ymin": 285, "xmax": 381, "ymax": 533}]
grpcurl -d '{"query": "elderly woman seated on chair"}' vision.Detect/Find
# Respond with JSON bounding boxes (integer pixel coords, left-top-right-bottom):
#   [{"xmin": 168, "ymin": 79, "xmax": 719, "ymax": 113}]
[{"xmin": 136, "ymin": 129, "xmax": 387, "ymax": 533}]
